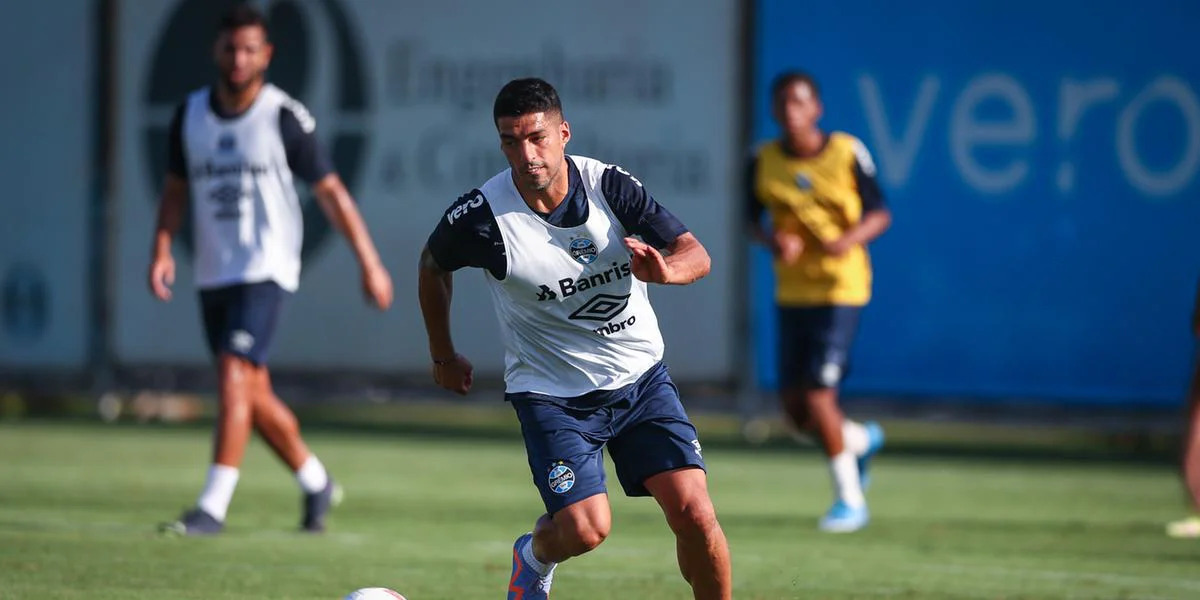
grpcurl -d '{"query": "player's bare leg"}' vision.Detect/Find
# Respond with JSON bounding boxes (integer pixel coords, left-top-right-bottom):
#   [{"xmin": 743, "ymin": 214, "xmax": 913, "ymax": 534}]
[
  {"xmin": 531, "ymin": 493, "xmax": 611, "ymax": 562},
  {"xmin": 804, "ymin": 387, "xmax": 846, "ymax": 456},
  {"xmin": 780, "ymin": 386, "xmax": 814, "ymax": 432},
  {"xmin": 1183, "ymin": 365, "xmax": 1200, "ymax": 513},
  {"xmin": 803, "ymin": 386, "xmax": 879, "ymax": 532},
  {"xmin": 250, "ymin": 368, "xmax": 338, "ymax": 531},
  {"xmin": 251, "ymin": 368, "xmax": 308, "ymax": 470},
  {"xmin": 161, "ymin": 353, "xmax": 255, "ymax": 534},
  {"xmin": 1168, "ymin": 359, "xmax": 1200, "ymax": 537},
  {"xmin": 508, "ymin": 494, "xmax": 610, "ymax": 599},
  {"xmin": 645, "ymin": 467, "xmax": 731, "ymax": 600},
  {"xmin": 213, "ymin": 353, "xmax": 256, "ymax": 467}
]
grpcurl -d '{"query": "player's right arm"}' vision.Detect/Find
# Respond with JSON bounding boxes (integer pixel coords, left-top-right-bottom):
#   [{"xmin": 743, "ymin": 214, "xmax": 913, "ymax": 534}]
[
  {"xmin": 745, "ymin": 154, "xmax": 803, "ymax": 264},
  {"xmin": 148, "ymin": 105, "xmax": 189, "ymax": 302},
  {"xmin": 417, "ymin": 190, "xmax": 502, "ymax": 395},
  {"xmin": 418, "ymin": 246, "xmax": 472, "ymax": 395}
]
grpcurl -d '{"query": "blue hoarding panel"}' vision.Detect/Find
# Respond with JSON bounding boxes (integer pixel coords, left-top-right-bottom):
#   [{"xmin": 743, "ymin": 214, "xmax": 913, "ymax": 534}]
[{"xmin": 754, "ymin": 0, "xmax": 1200, "ymax": 404}]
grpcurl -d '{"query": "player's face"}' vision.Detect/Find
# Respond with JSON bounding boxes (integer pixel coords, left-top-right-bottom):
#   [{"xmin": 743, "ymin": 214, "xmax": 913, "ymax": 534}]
[
  {"xmin": 497, "ymin": 111, "xmax": 571, "ymax": 192},
  {"xmin": 774, "ymin": 81, "xmax": 823, "ymax": 136},
  {"xmin": 214, "ymin": 26, "xmax": 273, "ymax": 92}
]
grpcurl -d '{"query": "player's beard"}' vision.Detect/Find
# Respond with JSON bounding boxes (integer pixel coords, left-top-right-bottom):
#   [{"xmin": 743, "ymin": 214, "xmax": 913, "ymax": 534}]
[
  {"xmin": 524, "ymin": 162, "xmax": 557, "ymax": 192},
  {"xmin": 221, "ymin": 68, "xmax": 264, "ymax": 94}
]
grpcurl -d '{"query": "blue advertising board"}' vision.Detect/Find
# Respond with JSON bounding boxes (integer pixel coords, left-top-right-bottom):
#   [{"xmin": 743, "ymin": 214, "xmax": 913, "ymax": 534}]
[{"xmin": 753, "ymin": 0, "xmax": 1200, "ymax": 404}]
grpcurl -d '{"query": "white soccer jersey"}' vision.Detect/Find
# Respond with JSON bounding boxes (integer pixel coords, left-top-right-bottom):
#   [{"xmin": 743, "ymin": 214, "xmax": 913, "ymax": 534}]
[
  {"xmin": 479, "ymin": 156, "xmax": 665, "ymax": 396},
  {"xmin": 175, "ymin": 84, "xmax": 328, "ymax": 292}
]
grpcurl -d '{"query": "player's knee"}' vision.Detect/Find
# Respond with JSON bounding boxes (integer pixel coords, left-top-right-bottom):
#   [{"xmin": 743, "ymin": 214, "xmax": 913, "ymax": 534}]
[
  {"xmin": 218, "ymin": 354, "xmax": 257, "ymax": 388},
  {"xmin": 567, "ymin": 520, "xmax": 609, "ymax": 553},
  {"xmin": 665, "ymin": 497, "xmax": 719, "ymax": 540},
  {"xmin": 557, "ymin": 509, "xmax": 610, "ymax": 554},
  {"xmin": 217, "ymin": 394, "xmax": 252, "ymax": 425}
]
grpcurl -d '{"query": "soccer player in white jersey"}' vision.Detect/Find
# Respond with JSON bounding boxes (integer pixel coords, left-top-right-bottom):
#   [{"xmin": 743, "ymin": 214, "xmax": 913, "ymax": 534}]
[
  {"xmin": 148, "ymin": 6, "xmax": 393, "ymax": 535},
  {"xmin": 418, "ymin": 79, "xmax": 732, "ymax": 599}
]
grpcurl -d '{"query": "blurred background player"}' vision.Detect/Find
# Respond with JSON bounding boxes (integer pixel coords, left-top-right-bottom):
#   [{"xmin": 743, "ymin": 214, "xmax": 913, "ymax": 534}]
[
  {"xmin": 747, "ymin": 71, "xmax": 891, "ymax": 533},
  {"xmin": 148, "ymin": 6, "xmax": 393, "ymax": 535},
  {"xmin": 418, "ymin": 78, "xmax": 732, "ymax": 599},
  {"xmin": 1168, "ymin": 277, "xmax": 1200, "ymax": 538}
]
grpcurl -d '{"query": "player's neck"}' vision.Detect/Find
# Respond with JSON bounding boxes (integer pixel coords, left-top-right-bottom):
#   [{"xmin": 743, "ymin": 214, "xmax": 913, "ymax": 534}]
[
  {"xmin": 214, "ymin": 79, "xmax": 265, "ymax": 116},
  {"xmin": 783, "ymin": 129, "xmax": 826, "ymax": 158}
]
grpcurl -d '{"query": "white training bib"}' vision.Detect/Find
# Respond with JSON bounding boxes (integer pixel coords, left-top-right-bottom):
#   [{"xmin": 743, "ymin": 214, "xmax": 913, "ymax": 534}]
[
  {"xmin": 482, "ymin": 155, "xmax": 664, "ymax": 396},
  {"xmin": 181, "ymin": 84, "xmax": 305, "ymax": 291}
]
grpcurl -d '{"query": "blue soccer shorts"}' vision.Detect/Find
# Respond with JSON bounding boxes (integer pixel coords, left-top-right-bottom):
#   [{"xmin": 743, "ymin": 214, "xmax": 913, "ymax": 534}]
[
  {"xmin": 198, "ymin": 280, "xmax": 288, "ymax": 366},
  {"xmin": 778, "ymin": 305, "xmax": 862, "ymax": 389},
  {"xmin": 509, "ymin": 362, "xmax": 707, "ymax": 515}
]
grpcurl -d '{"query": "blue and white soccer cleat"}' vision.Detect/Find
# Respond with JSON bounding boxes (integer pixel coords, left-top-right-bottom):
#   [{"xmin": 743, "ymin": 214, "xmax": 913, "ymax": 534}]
[
  {"xmin": 819, "ymin": 500, "xmax": 870, "ymax": 533},
  {"xmin": 507, "ymin": 533, "xmax": 554, "ymax": 599},
  {"xmin": 160, "ymin": 507, "xmax": 224, "ymax": 536},
  {"xmin": 858, "ymin": 421, "xmax": 885, "ymax": 491}
]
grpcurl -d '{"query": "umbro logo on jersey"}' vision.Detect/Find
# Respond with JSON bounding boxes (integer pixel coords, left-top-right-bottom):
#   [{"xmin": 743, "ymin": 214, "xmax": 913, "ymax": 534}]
[
  {"xmin": 534, "ymin": 262, "xmax": 632, "ymax": 301},
  {"xmin": 795, "ymin": 172, "xmax": 813, "ymax": 190},
  {"xmin": 217, "ymin": 133, "xmax": 236, "ymax": 153},
  {"xmin": 569, "ymin": 293, "xmax": 630, "ymax": 322},
  {"xmin": 592, "ymin": 314, "xmax": 637, "ymax": 337},
  {"xmin": 210, "ymin": 184, "xmax": 243, "ymax": 220}
]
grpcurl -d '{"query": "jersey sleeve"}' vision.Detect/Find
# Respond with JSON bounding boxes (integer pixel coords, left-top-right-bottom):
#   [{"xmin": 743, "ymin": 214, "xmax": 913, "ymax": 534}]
[
  {"xmin": 279, "ymin": 100, "xmax": 335, "ymax": 185},
  {"xmin": 425, "ymin": 190, "xmax": 507, "ymax": 279},
  {"xmin": 599, "ymin": 165, "xmax": 688, "ymax": 249},
  {"xmin": 850, "ymin": 137, "xmax": 886, "ymax": 213},
  {"xmin": 166, "ymin": 103, "xmax": 187, "ymax": 179}
]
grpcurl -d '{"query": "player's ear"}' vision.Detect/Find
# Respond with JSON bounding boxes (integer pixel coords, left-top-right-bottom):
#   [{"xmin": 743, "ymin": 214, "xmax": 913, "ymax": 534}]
[
  {"xmin": 262, "ymin": 41, "xmax": 274, "ymax": 65},
  {"xmin": 559, "ymin": 119, "xmax": 571, "ymax": 146}
]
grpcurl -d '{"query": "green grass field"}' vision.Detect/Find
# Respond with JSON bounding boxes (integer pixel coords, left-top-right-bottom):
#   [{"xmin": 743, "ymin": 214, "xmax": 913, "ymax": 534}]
[{"xmin": 2, "ymin": 418, "xmax": 1199, "ymax": 599}]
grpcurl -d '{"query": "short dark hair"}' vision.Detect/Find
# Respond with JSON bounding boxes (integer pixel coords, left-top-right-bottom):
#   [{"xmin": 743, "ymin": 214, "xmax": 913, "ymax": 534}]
[
  {"xmin": 218, "ymin": 4, "xmax": 269, "ymax": 38},
  {"xmin": 771, "ymin": 70, "xmax": 820, "ymax": 103},
  {"xmin": 493, "ymin": 78, "xmax": 563, "ymax": 124}
]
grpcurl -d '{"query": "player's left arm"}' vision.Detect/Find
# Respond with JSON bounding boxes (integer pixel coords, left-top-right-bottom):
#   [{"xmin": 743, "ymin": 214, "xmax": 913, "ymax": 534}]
[
  {"xmin": 602, "ymin": 166, "xmax": 710, "ymax": 285},
  {"xmin": 826, "ymin": 139, "xmax": 892, "ymax": 256},
  {"xmin": 311, "ymin": 174, "xmax": 392, "ymax": 308},
  {"xmin": 281, "ymin": 102, "xmax": 393, "ymax": 309},
  {"xmin": 624, "ymin": 232, "xmax": 710, "ymax": 285}
]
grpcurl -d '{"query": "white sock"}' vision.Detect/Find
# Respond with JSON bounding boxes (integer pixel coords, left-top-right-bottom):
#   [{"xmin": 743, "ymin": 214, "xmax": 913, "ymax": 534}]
[
  {"xmin": 829, "ymin": 451, "xmax": 865, "ymax": 508},
  {"xmin": 296, "ymin": 455, "xmax": 329, "ymax": 494},
  {"xmin": 196, "ymin": 464, "xmax": 239, "ymax": 522},
  {"xmin": 842, "ymin": 420, "xmax": 870, "ymax": 457},
  {"xmin": 521, "ymin": 534, "xmax": 557, "ymax": 577}
]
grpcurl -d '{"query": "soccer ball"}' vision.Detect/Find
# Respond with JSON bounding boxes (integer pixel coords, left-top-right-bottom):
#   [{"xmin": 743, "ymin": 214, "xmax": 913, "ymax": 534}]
[{"xmin": 343, "ymin": 588, "xmax": 406, "ymax": 600}]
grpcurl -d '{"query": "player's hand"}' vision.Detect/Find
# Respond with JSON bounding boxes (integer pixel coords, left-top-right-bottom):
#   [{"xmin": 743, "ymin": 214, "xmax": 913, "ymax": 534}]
[
  {"xmin": 823, "ymin": 236, "xmax": 853, "ymax": 257},
  {"xmin": 771, "ymin": 230, "xmax": 804, "ymax": 264},
  {"xmin": 432, "ymin": 353, "xmax": 473, "ymax": 395},
  {"xmin": 624, "ymin": 237, "xmax": 671, "ymax": 284},
  {"xmin": 148, "ymin": 253, "xmax": 175, "ymax": 301},
  {"xmin": 361, "ymin": 263, "xmax": 393, "ymax": 310}
]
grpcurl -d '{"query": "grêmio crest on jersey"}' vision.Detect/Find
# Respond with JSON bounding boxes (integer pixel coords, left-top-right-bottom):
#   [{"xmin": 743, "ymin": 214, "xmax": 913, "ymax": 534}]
[{"xmin": 568, "ymin": 236, "xmax": 599, "ymax": 264}]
